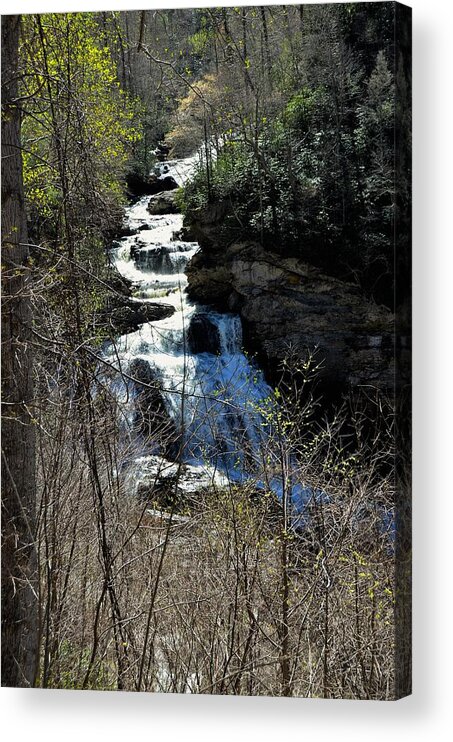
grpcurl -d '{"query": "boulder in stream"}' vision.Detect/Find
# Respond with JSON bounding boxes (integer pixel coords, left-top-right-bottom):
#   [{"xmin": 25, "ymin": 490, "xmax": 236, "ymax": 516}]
[
  {"xmin": 126, "ymin": 171, "xmax": 178, "ymax": 199},
  {"xmin": 147, "ymin": 190, "xmax": 179, "ymax": 215},
  {"xmin": 128, "ymin": 358, "xmax": 177, "ymax": 455},
  {"xmin": 187, "ymin": 313, "xmax": 221, "ymax": 355},
  {"xmin": 110, "ymin": 301, "xmax": 175, "ymax": 334}
]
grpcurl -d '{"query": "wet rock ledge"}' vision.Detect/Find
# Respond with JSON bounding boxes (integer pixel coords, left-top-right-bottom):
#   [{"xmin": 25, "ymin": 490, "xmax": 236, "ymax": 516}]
[
  {"xmin": 185, "ymin": 205, "xmax": 395, "ymax": 390},
  {"xmin": 102, "ymin": 236, "xmax": 175, "ymax": 337}
]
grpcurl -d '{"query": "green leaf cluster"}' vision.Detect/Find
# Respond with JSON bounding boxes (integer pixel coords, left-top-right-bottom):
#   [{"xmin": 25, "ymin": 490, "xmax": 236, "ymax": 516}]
[{"xmin": 20, "ymin": 13, "xmax": 142, "ymax": 234}]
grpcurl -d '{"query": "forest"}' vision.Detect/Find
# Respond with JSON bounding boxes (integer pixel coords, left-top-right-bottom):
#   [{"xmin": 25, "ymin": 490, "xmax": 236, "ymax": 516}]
[{"xmin": 1, "ymin": 3, "xmax": 411, "ymax": 699}]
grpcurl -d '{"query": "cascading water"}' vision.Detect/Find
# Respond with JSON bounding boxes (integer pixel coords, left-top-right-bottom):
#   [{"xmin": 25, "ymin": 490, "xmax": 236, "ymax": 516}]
[{"xmin": 105, "ymin": 156, "xmax": 311, "ymax": 511}]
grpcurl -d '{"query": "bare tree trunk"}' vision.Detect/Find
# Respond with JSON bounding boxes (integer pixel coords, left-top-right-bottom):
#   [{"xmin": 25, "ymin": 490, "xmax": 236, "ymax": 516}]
[
  {"xmin": 259, "ymin": 7, "xmax": 272, "ymax": 90},
  {"xmin": 241, "ymin": 8, "xmax": 250, "ymax": 100},
  {"xmin": 1, "ymin": 14, "xmax": 38, "ymax": 687},
  {"xmin": 298, "ymin": 5, "xmax": 305, "ymax": 34},
  {"xmin": 221, "ymin": 8, "xmax": 233, "ymax": 63}
]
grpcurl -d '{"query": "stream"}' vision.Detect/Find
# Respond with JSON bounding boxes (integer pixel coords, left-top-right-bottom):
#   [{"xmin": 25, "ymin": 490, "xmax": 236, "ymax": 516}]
[{"xmin": 105, "ymin": 156, "xmax": 311, "ymax": 512}]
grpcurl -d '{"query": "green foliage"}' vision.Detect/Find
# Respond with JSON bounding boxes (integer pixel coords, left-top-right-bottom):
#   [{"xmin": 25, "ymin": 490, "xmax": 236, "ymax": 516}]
[
  {"xmin": 189, "ymin": 27, "xmax": 211, "ymax": 56},
  {"xmin": 20, "ymin": 13, "xmax": 142, "ymax": 238},
  {"xmin": 173, "ymin": 186, "xmax": 186, "ymax": 213},
  {"xmin": 182, "ymin": 46, "xmax": 397, "ymax": 306},
  {"xmin": 20, "ymin": 13, "xmax": 144, "ymax": 337},
  {"xmin": 283, "ymin": 87, "xmax": 324, "ymax": 132},
  {"xmin": 183, "ymin": 115, "xmax": 321, "ymax": 249},
  {"xmin": 45, "ymin": 640, "xmax": 116, "ymax": 690}
]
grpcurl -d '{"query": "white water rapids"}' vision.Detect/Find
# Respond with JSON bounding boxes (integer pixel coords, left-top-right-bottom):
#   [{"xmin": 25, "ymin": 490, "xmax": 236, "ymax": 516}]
[{"xmin": 104, "ymin": 156, "xmax": 311, "ymax": 511}]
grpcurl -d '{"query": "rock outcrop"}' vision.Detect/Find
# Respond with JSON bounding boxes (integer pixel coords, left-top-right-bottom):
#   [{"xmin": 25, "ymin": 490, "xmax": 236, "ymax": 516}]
[
  {"xmin": 186, "ymin": 224, "xmax": 395, "ymax": 389},
  {"xmin": 147, "ymin": 190, "xmax": 179, "ymax": 215},
  {"xmin": 187, "ymin": 313, "xmax": 221, "ymax": 355},
  {"xmin": 125, "ymin": 171, "xmax": 178, "ymax": 199},
  {"xmin": 109, "ymin": 301, "xmax": 175, "ymax": 334},
  {"xmin": 103, "ymin": 260, "xmax": 175, "ymax": 335},
  {"xmin": 128, "ymin": 358, "xmax": 177, "ymax": 456},
  {"xmin": 153, "ymin": 141, "xmax": 171, "ymax": 161},
  {"xmin": 147, "ymin": 174, "xmax": 179, "ymax": 195},
  {"xmin": 126, "ymin": 455, "xmax": 227, "ymax": 510}
]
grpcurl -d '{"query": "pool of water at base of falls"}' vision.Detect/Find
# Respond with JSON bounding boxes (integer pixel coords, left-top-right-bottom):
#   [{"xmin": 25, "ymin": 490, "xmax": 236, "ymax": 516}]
[{"xmin": 104, "ymin": 156, "xmax": 312, "ymax": 517}]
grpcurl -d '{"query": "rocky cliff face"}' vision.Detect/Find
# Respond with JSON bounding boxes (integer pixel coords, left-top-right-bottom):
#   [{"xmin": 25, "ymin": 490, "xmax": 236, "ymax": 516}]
[{"xmin": 186, "ymin": 207, "xmax": 395, "ymax": 389}]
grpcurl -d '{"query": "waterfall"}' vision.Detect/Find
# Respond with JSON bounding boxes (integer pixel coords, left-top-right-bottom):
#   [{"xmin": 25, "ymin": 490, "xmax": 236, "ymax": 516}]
[{"xmin": 105, "ymin": 156, "xmax": 311, "ymax": 514}]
